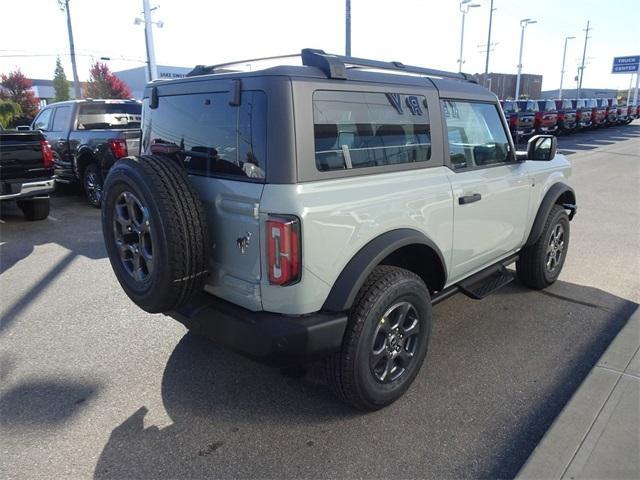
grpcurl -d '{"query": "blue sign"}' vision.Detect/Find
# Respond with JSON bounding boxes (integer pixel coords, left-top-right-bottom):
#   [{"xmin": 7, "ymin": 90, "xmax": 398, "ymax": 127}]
[{"xmin": 612, "ymin": 56, "xmax": 640, "ymax": 73}]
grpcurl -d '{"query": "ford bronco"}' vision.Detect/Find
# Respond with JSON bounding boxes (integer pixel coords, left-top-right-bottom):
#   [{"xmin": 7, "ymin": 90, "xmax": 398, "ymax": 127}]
[{"xmin": 101, "ymin": 49, "xmax": 576, "ymax": 410}]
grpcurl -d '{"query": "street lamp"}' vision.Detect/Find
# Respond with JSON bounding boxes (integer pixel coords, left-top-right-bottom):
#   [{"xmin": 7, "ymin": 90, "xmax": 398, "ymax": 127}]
[
  {"xmin": 558, "ymin": 36, "xmax": 575, "ymax": 100},
  {"xmin": 134, "ymin": 0, "xmax": 163, "ymax": 82},
  {"xmin": 515, "ymin": 18, "xmax": 537, "ymax": 99},
  {"xmin": 458, "ymin": 0, "xmax": 481, "ymax": 73}
]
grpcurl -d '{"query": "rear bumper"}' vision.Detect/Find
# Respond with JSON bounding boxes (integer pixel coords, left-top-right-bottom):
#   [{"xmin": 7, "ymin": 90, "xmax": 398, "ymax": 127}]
[
  {"xmin": 0, "ymin": 178, "xmax": 54, "ymax": 200},
  {"xmin": 537, "ymin": 125, "xmax": 558, "ymax": 133},
  {"xmin": 168, "ymin": 294, "xmax": 348, "ymax": 365}
]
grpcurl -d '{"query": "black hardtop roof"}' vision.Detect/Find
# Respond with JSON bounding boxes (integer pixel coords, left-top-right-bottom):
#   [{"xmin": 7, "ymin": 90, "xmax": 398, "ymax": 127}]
[{"xmin": 143, "ymin": 49, "xmax": 494, "ymax": 100}]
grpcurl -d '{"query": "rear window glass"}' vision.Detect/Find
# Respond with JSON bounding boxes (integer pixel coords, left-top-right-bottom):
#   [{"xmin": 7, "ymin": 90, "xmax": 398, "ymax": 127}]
[
  {"xmin": 142, "ymin": 91, "xmax": 267, "ymax": 181},
  {"xmin": 77, "ymin": 102, "xmax": 141, "ymax": 130},
  {"xmin": 502, "ymin": 101, "xmax": 517, "ymax": 112},
  {"xmin": 538, "ymin": 100, "xmax": 555, "ymax": 111},
  {"xmin": 517, "ymin": 101, "xmax": 538, "ymax": 112},
  {"xmin": 312, "ymin": 90, "xmax": 432, "ymax": 172}
]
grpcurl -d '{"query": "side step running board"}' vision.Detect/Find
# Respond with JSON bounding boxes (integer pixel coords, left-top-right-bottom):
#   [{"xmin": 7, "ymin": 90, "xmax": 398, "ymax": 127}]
[
  {"xmin": 431, "ymin": 254, "xmax": 518, "ymax": 304},
  {"xmin": 458, "ymin": 264, "xmax": 515, "ymax": 299}
]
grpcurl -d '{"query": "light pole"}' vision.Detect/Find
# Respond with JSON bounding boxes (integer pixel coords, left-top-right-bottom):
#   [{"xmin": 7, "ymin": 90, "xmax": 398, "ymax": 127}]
[
  {"xmin": 58, "ymin": 0, "xmax": 81, "ymax": 99},
  {"xmin": 134, "ymin": 0, "xmax": 163, "ymax": 82},
  {"xmin": 458, "ymin": 0, "xmax": 480, "ymax": 73},
  {"xmin": 483, "ymin": 0, "xmax": 495, "ymax": 86},
  {"xmin": 576, "ymin": 20, "xmax": 591, "ymax": 99},
  {"xmin": 346, "ymin": 0, "xmax": 351, "ymax": 56},
  {"xmin": 558, "ymin": 36, "xmax": 575, "ymax": 100},
  {"xmin": 515, "ymin": 18, "xmax": 536, "ymax": 100}
]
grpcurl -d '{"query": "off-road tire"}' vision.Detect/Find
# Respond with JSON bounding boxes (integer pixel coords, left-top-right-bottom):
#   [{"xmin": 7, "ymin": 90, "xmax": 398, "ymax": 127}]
[
  {"xmin": 102, "ymin": 154, "xmax": 210, "ymax": 313},
  {"xmin": 326, "ymin": 266, "xmax": 432, "ymax": 411},
  {"xmin": 517, "ymin": 204, "xmax": 570, "ymax": 289},
  {"xmin": 18, "ymin": 197, "xmax": 50, "ymax": 221},
  {"xmin": 83, "ymin": 162, "xmax": 103, "ymax": 208}
]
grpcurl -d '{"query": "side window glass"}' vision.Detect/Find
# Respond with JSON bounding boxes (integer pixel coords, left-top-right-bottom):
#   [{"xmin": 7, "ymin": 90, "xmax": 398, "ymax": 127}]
[
  {"xmin": 142, "ymin": 92, "xmax": 267, "ymax": 180},
  {"xmin": 52, "ymin": 106, "xmax": 71, "ymax": 131},
  {"xmin": 312, "ymin": 90, "xmax": 432, "ymax": 172},
  {"xmin": 33, "ymin": 109, "xmax": 52, "ymax": 131},
  {"xmin": 441, "ymin": 100, "xmax": 511, "ymax": 170}
]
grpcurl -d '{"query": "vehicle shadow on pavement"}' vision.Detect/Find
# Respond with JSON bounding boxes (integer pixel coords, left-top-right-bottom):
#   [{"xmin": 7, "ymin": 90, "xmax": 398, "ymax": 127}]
[
  {"xmin": 93, "ymin": 280, "xmax": 637, "ymax": 479},
  {"xmin": 0, "ymin": 194, "xmax": 105, "ymax": 276},
  {"xmin": 557, "ymin": 123, "xmax": 639, "ymax": 155}
]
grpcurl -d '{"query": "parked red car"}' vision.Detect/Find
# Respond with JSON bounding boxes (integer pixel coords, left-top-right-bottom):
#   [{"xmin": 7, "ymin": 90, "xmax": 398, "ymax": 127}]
[
  {"xmin": 500, "ymin": 100, "xmax": 535, "ymax": 140},
  {"xmin": 604, "ymin": 98, "xmax": 619, "ymax": 126},
  {"xmin": 587, "ymin": 98, "xmax": 607, "ymax": 127},
  {"xmin": 554, "ymin": 99, "xmax": 578, "ymax": 133},
  {"xmin": 534, "ymin": 100, "xmax": 559, "ymax": 133}
]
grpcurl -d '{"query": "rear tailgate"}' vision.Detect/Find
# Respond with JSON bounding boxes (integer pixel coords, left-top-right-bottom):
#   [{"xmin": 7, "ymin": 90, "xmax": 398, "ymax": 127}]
[
  {"xmin": 518, "ymin": 113, "xmax": 535, "ymax": 132},
  {"xmin": 123, "ymin": 129, "xmax": 141, "ymax": 156},
  {"xmin": 0, "ymin": 131, "xmax": 47, "ymax": 182}
]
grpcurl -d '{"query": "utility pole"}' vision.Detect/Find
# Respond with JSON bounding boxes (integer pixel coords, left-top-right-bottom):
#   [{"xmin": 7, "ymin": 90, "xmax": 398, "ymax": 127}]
[
  {"xmin": 483, "ymin": 0, "xmax": 495, "ymax": 86},
  {"xmin": 559, "ymin": 36, "xmax": 575, "ymax": 100},
  {"xmin": 577, "ymin": 20, "xmax": 590, "ymax": 100},
  {"xmin": 633, "ymin": 71, "xmax": 639, "ymax": 106},
  {"xmin": 142, "ymin": 0, "xmax": 158, "ymax": 81},
  {"xmin": 345, "ymin": 0, "xmax": 351, "ymax": 56},
  {"xmin": 59, "ymin": 0, "xmax": 81, "ymax": 99},
  {"xmin": 515, "ymin": 18, "xmax": 536, "ymax": 100}
]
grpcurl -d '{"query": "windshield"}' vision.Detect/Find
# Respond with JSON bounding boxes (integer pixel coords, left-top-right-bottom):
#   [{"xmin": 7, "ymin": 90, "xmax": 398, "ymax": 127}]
[
  {"xmin": 539, "ymin": 100, "xmax": 555, "ymax": 111},
  {"xmin": 502, "ymin": 101, "xmax": 517, "ymax": 113},
  {"xmin": 77, "ymin": 102, "xmax": 142, "ymax": 130}
]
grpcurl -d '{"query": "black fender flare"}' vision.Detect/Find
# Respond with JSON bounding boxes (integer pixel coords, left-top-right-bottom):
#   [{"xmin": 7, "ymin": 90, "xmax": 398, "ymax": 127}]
[
  {"xmin": 525, "ymin": 182, "xmax": 576, "ymax": 247},
  {"xmin": 74, "ymin": 145, "xmax": 97, "ymax": 178},
  {"xmin": 321, "ymin": 228, "xmax": 447, "ymax": 312}
]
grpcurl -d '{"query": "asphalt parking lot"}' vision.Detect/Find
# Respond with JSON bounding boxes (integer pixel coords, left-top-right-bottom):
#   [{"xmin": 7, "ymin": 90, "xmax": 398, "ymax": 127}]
[{"xmin": 1, "ymin": 123, "xmax": 639, "ymax": 479}]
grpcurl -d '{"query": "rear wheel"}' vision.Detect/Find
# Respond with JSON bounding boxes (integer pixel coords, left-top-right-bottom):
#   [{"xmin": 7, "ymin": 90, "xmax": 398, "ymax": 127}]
[
  {"xmin": 102, "ymin": 155, "xmax": 210, "ymax": 313},
  {"xmin": 18, "ymin": 197, "xmax": 50, "ymax": 221},
  {"xmin": 517, "ymin": 204, "xmax": 570, "ymax": 289},
  {"xmin": 83, "ymin": 162, "xmax": 103, "ymax": 208},
  {"xmin": 326, "ymin": 266, "xmax": 432, "ymax": 411}
]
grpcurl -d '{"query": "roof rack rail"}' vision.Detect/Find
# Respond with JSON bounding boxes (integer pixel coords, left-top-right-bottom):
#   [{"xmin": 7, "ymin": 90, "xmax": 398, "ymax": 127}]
[
  {"xmin": 186, "ymin": 53, "xmax": 299, "ymax": 77},
  {"xmin": 184, "ymin": 49, "xmax": 475, "ymax": 83},
  {"xmin": 300, "ymin": 48, "xmax": 475, "ymax": 82}
]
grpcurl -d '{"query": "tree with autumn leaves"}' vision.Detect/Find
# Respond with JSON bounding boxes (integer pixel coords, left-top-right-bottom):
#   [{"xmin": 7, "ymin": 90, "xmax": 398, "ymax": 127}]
[
  {"xmin": 0, "ymin": 69, "xmax": 40, "ymax": 119},
  {"xmin": 84, "ymin": 62, "xmax": 132, "ymax": 99}
]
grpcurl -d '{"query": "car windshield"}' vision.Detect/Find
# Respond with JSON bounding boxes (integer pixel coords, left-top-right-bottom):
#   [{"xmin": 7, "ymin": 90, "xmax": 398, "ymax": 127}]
[
  {"xmin": 539, "ymin": 100, "xmax": 555, "ymax": 111},
  {"xmin": 77, "ymin": 102, "xmax": 142, "ymax": 130},
  {"xmin": 586, "ymin": 99, "xmax": 597, "ymax": 108}
]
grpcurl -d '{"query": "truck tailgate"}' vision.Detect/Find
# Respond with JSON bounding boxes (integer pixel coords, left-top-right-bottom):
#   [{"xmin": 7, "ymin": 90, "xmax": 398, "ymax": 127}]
[{"xmin": 0, "ymin": 131, "xmax": 46, "ymax": 181}]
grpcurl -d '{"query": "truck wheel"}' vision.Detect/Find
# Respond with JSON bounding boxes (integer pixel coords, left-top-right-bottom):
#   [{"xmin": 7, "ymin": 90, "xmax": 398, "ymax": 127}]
[
  {"xmin": 83, "ymin": 162, "xmax": 103, "ymax": 208},
  {"xmin": 102, "ymin": 155, "xmax": 210, "ymax": 313},
  {"xmin": 18, "ymin": 197, "xmax": 50, "ymax": 221},
  {"xmin": 517, "ymin": 204, "xmax": 570, "ymax": 289},
  {"xmin": 326, "ymin": 266, "xmax": 432, "ymax": 411}
]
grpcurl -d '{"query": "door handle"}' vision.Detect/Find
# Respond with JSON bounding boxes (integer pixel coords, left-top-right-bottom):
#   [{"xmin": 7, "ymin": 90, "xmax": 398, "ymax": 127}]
[{"xmin": 459, "ymin": 193, "xmax": 482, "ymax": 205}]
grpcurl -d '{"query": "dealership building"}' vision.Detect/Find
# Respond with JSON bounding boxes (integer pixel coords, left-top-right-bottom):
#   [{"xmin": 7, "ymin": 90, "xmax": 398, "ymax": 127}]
[{"xmin": 113, "ymin": 65, "xmax": 192, "ymax": 99}]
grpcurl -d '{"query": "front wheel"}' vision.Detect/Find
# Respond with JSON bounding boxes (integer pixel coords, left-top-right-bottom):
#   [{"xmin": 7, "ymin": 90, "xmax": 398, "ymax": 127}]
[
  {"xmin": 326, "ymin": 266, "xmax": 432, "ymax": 411},
  {"xmin": 517, "ymin": 204, "xmax": 570, "ymax": 289}
]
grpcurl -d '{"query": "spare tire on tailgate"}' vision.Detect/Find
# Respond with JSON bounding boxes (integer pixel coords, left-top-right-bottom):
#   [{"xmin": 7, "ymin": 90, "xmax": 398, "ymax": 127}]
[{"xmin": 101, "ymin": 155, "xmax": 210, "ymax": 313}]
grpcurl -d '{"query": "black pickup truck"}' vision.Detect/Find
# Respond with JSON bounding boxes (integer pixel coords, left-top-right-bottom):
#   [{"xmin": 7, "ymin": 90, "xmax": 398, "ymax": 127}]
[
  {"xmin": 29, "ymin": 99, "xmax": 141, "ymax": 207},
  {"xmin": 0, "ymin": 127, "xmax": 55, "ymax": 220}
]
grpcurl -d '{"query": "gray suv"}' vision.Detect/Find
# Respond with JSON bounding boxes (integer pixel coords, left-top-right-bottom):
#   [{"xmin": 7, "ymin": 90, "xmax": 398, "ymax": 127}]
[{"xmin": 102, "ymin": 49, "xmax": 576, "ymax": 410}]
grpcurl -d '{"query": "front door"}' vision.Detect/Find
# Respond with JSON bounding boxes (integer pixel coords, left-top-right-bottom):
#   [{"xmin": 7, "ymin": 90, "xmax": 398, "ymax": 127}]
[{"xmin": 441, "ymin": 99, "xmax": 531, "ymax": 282}]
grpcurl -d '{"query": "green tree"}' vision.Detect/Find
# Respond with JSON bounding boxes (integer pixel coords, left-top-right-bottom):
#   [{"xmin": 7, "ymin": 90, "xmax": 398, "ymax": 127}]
[
  {"xmin": 0, "ymin": 99, "xmax": 22, "ymax": 128},
  {"xmin": 53, "ymin": 57, "xmax": 70, "ymax": 102}
]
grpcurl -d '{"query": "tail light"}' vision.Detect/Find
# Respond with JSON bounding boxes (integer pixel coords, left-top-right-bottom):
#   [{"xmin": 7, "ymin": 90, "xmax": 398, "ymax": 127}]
[
  {"xmin": 509, "ymin": 114, "xmax": 518, "ymax": 127},
  {"xmin": 107, "ymin": 138, "xmax": 128, "ymax": 159},
  {"xmin": 266, "ymin": 215, "xmax": 301, "ymax": 286},
  {"xmin": 534, "ymin": 112, "xmax": 542, "ymax": 128},
  {"xmin": 40, "ymin": 140, "xmax": 54, "ymax": 169}
]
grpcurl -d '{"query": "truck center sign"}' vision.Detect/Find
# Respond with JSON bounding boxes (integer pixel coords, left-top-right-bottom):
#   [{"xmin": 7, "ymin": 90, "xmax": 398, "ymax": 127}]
[{"xmin": 612, "ymin": 56, "xmax": 640, "ymax": 73}]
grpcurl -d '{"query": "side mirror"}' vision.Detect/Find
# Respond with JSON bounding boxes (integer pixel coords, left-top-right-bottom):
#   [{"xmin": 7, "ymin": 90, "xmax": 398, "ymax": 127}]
[
  {"xmin": 527, "ymin": 134, "xmax": 557, "ymax": 161},
  {"xmin": 16, "ymin": 125, "xmax": 31, "ymax": 131}
]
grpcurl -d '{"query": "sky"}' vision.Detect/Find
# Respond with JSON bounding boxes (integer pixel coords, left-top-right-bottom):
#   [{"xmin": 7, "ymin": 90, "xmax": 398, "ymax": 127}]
[{"xmin": 1, "ymin": 0, "xmax": 638, "ymax": 93}]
